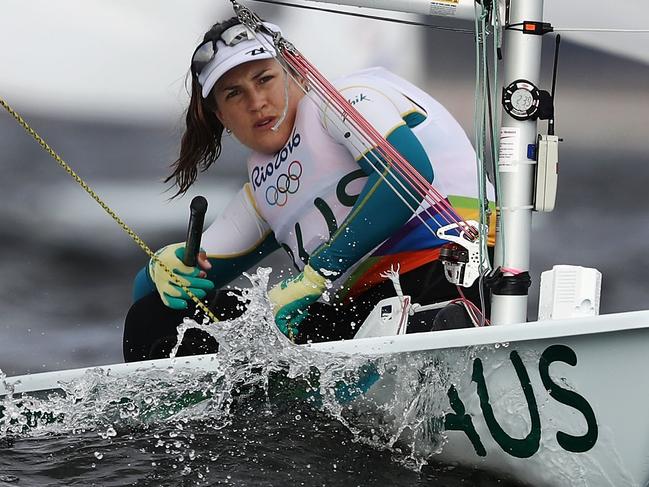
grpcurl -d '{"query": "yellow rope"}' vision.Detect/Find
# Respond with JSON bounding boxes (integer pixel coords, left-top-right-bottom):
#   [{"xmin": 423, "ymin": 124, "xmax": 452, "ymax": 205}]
[{"xmin": 0, "ymin": 96, "xmax": 219, "ymax": 324}]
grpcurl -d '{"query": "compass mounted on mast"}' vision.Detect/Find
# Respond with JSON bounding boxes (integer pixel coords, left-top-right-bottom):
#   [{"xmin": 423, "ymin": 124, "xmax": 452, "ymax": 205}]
[{"xmin": 502, "ymin": 79, "xmax": 541, "ymax": 121}]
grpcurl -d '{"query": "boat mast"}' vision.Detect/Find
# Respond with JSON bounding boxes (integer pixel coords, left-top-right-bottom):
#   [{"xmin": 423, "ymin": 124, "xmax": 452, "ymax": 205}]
[{"xmin": 490, "ymin": 0, "xmax": 544, "ymax": 325}]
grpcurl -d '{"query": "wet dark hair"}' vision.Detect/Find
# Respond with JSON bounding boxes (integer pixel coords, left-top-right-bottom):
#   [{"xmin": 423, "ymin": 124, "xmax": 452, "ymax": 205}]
[{"xmin": 166, "ymin": 17, "xmax": 241, "ymax": 197}]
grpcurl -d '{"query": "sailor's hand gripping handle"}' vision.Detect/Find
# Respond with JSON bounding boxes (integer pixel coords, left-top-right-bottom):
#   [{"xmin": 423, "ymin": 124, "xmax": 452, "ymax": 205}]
[{"xmin": 149, "ymin": 196, "xmax": 214, "ymax": 310}]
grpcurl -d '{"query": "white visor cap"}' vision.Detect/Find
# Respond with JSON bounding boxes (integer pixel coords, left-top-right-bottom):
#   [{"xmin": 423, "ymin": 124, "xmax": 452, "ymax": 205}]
[{"xmin": 197, "ymin": 23, "xmax": 281, "ymax": 99}]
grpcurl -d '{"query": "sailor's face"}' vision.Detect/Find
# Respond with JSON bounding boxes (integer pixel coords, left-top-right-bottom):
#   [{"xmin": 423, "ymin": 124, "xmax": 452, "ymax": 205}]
[{"xmin": 214, "ymin": 59, "xmax": 304, "ymax": 155}]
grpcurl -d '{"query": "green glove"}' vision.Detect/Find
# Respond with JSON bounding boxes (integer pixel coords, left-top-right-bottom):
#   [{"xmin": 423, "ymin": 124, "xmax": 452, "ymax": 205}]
[
  {"xmin": 268, "ymin": 264, "xmax": 328, "ymax": 339},
  {"xmin": 148, "ymin": 242, "xmax": 215, "ymax": 310}
]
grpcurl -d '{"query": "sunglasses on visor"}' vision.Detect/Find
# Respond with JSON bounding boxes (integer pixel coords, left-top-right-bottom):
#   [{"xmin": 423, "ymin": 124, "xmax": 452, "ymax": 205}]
[{"xmin": 191, "ymin": 24, "xmax": 261, "ymax": 78}]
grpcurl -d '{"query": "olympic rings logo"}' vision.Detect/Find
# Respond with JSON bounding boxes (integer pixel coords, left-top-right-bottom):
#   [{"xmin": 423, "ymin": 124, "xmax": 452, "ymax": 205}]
[{"xmin": 265, "ymin": 160, "xmax": 303, "ymax": 207}]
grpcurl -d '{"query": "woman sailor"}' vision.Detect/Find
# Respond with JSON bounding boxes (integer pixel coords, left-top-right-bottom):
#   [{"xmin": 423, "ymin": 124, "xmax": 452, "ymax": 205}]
[{"xmin": 123, "ymin": 17, "xmax": 494, "ymax": 362}]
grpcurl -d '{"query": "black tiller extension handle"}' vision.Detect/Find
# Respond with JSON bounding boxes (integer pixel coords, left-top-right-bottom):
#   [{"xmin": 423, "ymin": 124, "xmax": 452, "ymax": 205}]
[{"xmin": 182, "ymin": 196, "xmax": 208, "ymax": 267}]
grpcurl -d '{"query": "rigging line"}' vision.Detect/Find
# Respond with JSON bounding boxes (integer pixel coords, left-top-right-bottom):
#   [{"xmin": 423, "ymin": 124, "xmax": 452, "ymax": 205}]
[
  {"xmin": 239, "ymin": 5, "xmax": 479, "ymax": 242},
  {"xmin": 300, "ymin": 68, "xmax": 477, "ymax": 240},
  {"xmin": 485, "ymin": 59, "xmax": 498, "ymax": 196},
  {"xmin": 286, "ymin": 67, "xmax": 473, "ymax": 241},
  {"xmin": 245, "ymin": 27, "xmax": 461, "ymax": 237},
  {"xmin": 479, "ymin": 6, "xmax": 492, "ymax": 245},
  {"xmin": 473, "ymin": 0, "xmax": 493, "ymax": 327},
  {"xmin": 553, "ymin": 27, "xmax": 649, "ymax": 33},
  {"xmin": 506, "ymin": 23, "xmax": 649, "ymax": 34},
  {"xmin": 287, "ymin": 51, "xmax": 478, "ymax": 238},
  {"xmin": 346, "ymin": 142, "xmax": 453, "ymax": 241},
  {"xmin": 233, "ymin": 0, "xmax": 474, "ymax": 235},
  {"xmin": 0, "ymin": 97, "xmax": 220, "ymax": 325},
  {"xmin": 311, "ymin": 87, "xmax": 459, "ymax": 238},
  {"xmin": 273, "ymin": 39, "xmax": 470, "ymax": 231},
  {"xmin": 472, "ymin": 1, "xmax": 490, "ymax": 250},
  {"xmin": 258, "ymin": 50, "xmax": 473, "ymax": 246},
  {"xmin": 456, "ymin": 286, "xmax": 490, "ymax": 326},
  {"xmin": 292, "ymin": 58, "xmax": 450, "ymax": 236},
  {"xmin": 483, "ymin": 3, "xmax": 497, "ymax": 323},
  {"xmin": 252, "ymin": 39, "xmax": 460, "ymax": 240},
  {"xmin": 487, "ymin": 22, "xmax": 505, "ymax": 274},
  {"xmin": 247, "ymin": 0, "xmax": 475, "ymax": 34},
  {"xmin": 473, "ymin": 7, "xmax": 487, "ymax": 253},
  {"xmin": 298, "ymin": 67, "xmax": 458, "ymax": 224},
  {"xmin": 284, "ymin": 63, "xmax": 461, "ymax": 238}
]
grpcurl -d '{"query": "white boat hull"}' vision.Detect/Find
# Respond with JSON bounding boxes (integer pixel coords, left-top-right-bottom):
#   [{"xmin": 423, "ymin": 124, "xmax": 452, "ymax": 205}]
[
  {"xmin": 309, "ymin": 311, "xmax": 649, "ymax": 486},
  {"xmin": 3, "ymin": 310, "xmax": 649, "ymax": 486}
]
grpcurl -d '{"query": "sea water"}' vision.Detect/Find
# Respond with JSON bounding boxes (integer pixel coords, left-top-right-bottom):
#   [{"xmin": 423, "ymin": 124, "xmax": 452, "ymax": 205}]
[{"xmin": 0, "ymin": 269, "xmax": 523, "ymax": 486}]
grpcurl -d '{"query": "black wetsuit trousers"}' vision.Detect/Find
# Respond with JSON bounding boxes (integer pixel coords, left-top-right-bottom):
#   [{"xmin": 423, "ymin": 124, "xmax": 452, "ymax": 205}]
[{"xmin": 123, "ymin": 259, "xmax": 490, "ymax": 363}]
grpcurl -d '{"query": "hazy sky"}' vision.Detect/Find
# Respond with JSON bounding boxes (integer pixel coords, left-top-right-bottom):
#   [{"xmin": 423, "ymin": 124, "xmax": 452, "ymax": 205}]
[{"xmin": 1, "ymin": 0, "xmax": 647, "ymax": 120}]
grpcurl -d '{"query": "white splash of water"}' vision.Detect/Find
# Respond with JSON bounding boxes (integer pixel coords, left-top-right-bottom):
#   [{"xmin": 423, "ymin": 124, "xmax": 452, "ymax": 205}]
[{"xmin": 0, "ymin": 267, "xmax": 463, "ymax": 471}]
